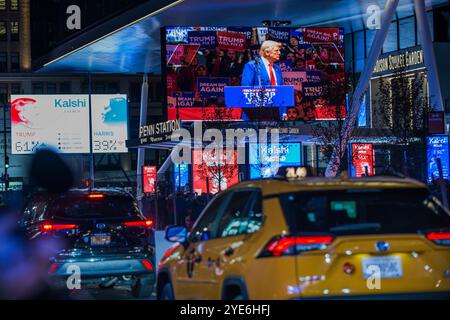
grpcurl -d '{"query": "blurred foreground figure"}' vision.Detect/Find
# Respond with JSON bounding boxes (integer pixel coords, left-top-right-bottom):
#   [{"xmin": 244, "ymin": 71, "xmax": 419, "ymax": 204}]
[{"xmin": 0, "ymin": 149, "xmax": 73, "ymax": 299}]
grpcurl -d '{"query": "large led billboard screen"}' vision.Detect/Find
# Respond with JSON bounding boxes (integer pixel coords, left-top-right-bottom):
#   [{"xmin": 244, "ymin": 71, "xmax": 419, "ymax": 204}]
[
  {"xmin": 163, "ymin": 26, "xmax": 345, "ymax": 121},
  {"xmin": 249, "ymin": 143, "xmax": 301, "ymax": 179},
  {"xmin": 11, "ymin": 95, "xmax": 128, "ymax": 154}
]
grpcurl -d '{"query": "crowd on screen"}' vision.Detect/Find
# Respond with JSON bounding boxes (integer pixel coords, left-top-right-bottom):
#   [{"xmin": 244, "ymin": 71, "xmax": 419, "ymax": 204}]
[{"xmin": 167, "ymin": 35, "xmax": 345, "ymax": 121}]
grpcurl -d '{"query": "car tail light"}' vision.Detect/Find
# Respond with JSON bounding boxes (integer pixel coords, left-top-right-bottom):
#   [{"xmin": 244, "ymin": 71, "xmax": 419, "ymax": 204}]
[
  {"xmin": 259, "ymin": 235, "xmax": 334, "ymax": 258},
  {"xmin": 87, "ymin": 194, "xmax": 105, "ymax": 199},
  {"xmin": 141, "ymin": 260, "xmax": 153, "ymax": 271},
  {"xmin": 122, "ymin": 220, "xmax": 154, "ymax": 228},
  {"xmin": 40, "ymin": 222, "xmax": 78, "ymax": 232},
  {"xmin": 426, "ymin": 231, "xmax": 450, "ymax": 246}
]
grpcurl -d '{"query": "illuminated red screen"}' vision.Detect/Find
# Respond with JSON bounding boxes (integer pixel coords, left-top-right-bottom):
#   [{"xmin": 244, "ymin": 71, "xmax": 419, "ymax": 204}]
[
  {"xmin": 352, "ymin": 144, "xmax": 375, "ymax": 177},
  {"xmin": 164, "ymin": 26, "xmax": 345, "ymax": 122},
  {"xmin": 192, "ymin": 149, "xmax": 239, "ymax": 195},
  {"xmin": 143, "ymin": 166, "xmax": 157, "ymax": 193}
]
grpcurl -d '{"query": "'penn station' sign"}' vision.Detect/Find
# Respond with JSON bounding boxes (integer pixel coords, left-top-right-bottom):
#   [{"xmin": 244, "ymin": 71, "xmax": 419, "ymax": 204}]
[
  {"xmin": 139, "ymin": 120, "xmax": 181, "ymax": 144},
  {"xmin": 373, "ymin": 48, "xmax": 424, "ymax": 75}
]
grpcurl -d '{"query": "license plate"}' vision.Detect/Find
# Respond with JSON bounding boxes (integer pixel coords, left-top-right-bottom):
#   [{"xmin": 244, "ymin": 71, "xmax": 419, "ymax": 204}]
[
  {"xmin": 90, "ymin": 234, "xmax": 111, "ymax": 246},
  {"xmin": 362, "ymin": 256, "xmax": 403, "ymax": 279}
]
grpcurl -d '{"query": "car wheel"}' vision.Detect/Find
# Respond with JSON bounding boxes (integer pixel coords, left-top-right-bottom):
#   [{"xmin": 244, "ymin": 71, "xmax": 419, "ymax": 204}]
[
  {"xmin": 131, "ymin": 275, "xmax": 154, "ymax": 298},
  {"xmin": 160, "ymin": 282, "xmax": 175, "ymax": 300}
]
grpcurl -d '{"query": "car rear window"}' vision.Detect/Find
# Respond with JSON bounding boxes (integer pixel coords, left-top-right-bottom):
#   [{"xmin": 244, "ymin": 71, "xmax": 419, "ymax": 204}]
[
  {"xmin": 279, "ymin": 188, "xmax": 450, "ymax": 235},
  {"xmin": 46, "ymin": 195, "xmax": 140, "ymax": 219}
]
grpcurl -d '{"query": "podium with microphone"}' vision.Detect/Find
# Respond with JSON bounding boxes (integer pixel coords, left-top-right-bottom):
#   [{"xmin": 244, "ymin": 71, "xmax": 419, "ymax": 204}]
[
  {"xmin": 224, "ymin": 55, "xmax": 295, "ymax": 112},
  {"xmin": 224, "ymin": 85, "xmax": 295, "ymax": 108}
]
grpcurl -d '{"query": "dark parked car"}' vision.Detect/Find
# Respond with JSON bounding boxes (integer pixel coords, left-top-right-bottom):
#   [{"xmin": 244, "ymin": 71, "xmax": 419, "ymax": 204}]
[{"xmin": 19, "ymin": 188, "xmax": 155, "ymax": 298}]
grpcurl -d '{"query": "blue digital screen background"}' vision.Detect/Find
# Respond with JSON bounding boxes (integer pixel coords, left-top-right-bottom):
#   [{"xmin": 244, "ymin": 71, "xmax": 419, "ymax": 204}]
[
  {"xmin": 174, "ymin": 163, "xmax": 189, "ymax": 191},
  {"xmin": 249, "ymin": 143, "xmax": 301, "ymax": 179},
  {"xmin": 427, "ymin": 135, "xmax": 449, "ymax": 183}
]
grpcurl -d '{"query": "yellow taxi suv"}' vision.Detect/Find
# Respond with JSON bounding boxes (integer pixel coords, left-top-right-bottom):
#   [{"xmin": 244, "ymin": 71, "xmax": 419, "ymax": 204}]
[{"xmin": 157, "ymin": 172, "xmax": 450, "ymax": 300}]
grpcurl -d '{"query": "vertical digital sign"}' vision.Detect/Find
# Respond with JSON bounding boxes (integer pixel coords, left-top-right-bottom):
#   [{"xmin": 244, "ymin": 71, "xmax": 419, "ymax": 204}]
[
  {"xmin": 91, "ymin": 94, "xmax": 128, "ymax": 153},
  {"xmin": 351, "ymin": 143, "xmax": 375, "ymax": 177},
  {"xmin": 427, "ymin": 136, "xmax": 449, "ymax": 183},
  {"xmin": 174, "ymin": 162, "xmax": 189, "ymax": 192},
  {"xmin": 143, "ymin": 166, "xmax": 157, "ymax": 193}
]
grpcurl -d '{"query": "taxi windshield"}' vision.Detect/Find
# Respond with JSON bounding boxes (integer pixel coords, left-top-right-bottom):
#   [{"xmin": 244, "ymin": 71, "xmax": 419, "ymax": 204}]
[{"xmin": 279, "ymin": 188, "xmax": 450, "ymax": 235}]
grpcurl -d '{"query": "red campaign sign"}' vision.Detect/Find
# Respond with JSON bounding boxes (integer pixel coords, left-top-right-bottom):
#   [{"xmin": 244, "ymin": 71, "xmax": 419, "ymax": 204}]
[
  {"xmin": 167, "ymin": 44, "xmax": 200, "ymax": 66},
  {"xmin": 166, "ymin": 73, "xmax": 178, "ymax": 96},
  {"xmin": 428, "ymin": 111, "xmax": 445, "ymax": 135},
  {"xmin": 168, "ymin": 107, "xmax": 243, "ymax": 121},
  {"xmin": 192, "ymin": 149, "xmax": 239, "ymax": 195},
  {"xmin": 352, "ymin": 144, "xmax": 375, "ymax": 177},
  {"xmin": 303, "ymin": 28, "xmax": 340, "ymax": 43},
  {"xmin": 217, "ymin": 31, "xmax": 247, "ymax": 52},
  {"xmin": 143, "ymin": 166, "xmax": 157, "ymax": 193},
  {"xmin": 327, "ymin": 72, "xmax": 345, "ymax": 82},
  {"xmin": 305, "ymin": 60, "xmax": 316, "ymax": 69}
]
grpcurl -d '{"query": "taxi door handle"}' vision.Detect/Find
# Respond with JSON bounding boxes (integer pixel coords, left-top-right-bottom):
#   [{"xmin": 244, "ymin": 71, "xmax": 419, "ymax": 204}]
[{"xmin": 224, "ymin": 247, "xmax": 234, "ymax": 257}]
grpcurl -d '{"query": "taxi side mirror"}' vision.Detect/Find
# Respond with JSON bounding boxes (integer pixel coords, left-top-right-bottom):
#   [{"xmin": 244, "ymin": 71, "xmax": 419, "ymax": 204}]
[{"xmin": 165, "ymin": 225, "xmax": 188, "ymax": 243}]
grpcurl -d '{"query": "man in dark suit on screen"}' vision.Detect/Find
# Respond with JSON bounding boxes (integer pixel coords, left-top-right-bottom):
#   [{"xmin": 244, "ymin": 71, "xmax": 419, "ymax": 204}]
[{"xmin": 241, "ymin": 40, "xmax": 284, "ymax": 87}]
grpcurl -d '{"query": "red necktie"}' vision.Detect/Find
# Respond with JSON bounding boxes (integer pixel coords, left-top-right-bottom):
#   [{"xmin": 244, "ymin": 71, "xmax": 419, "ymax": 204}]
[{"xmin": 268, "ymin": 63, "xmax": 276, "ymax": 86}]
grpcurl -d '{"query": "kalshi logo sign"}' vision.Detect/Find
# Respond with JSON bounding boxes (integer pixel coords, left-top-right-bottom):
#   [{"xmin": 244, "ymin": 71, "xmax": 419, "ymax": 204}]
[{"xmin": 352, "ymin": 143, "xmax": 375, "ymax": 177}]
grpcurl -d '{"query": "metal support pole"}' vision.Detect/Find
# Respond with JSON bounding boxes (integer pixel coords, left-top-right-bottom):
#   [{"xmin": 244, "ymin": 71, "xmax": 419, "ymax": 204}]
[
  {"xmin": 437, "ymin": 157, "xmax": 448, "ymax": 209},
  {"xmin": 88, "ymin": 73, "xmax": 94, "ymax": 189},
  {"xmin": 325, "ymin": 0, "xmax": 400, "ymax": 177},
  {"xmin": 178, "ymin": 163, "xmax": 181, "ymax": 191},
  {"xmin": 414, "ymin": 0, "xmax": 444, "ymax": 111},
  {"xmin": 3, "ymin": 103, "xmax": 8, "ymax": 192},
  {"xmin": 137, "ymin": 74, "xmax": 149, "ymax": 210}
]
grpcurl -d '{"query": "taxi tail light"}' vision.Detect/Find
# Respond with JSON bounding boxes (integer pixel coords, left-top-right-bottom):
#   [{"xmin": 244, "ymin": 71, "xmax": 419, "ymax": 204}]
[
  {"xmin": 162, "ymin": 243, "xmax": 180, "ymax": 260},
  {"xmin": 258, "ymin": 235, "xmax": 334, "ymax": 258},
  {"xmin": 141, "ymin": 260, "xmax": 154, "ymax": 271},
  {"xmin": 159, "ymin": 243, "xmax": 181, "ymax": 269},
  {"xmin": 122, "ymin": 220, "xmax": 154, "ymax": 228},
  {"xmin": 426, "ymin": 231, "xmax": 450, "ymax": 246},
  {"xmin": 40, "ymin": 222, "xmax": 79, "ymax": 232}
]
